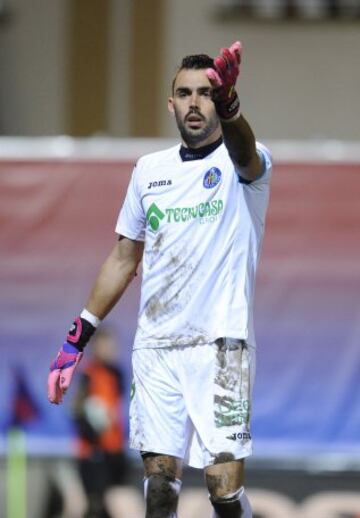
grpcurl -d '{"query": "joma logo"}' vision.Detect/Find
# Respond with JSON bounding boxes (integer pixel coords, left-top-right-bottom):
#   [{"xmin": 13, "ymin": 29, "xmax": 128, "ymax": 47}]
[
  {"xmin": 147, "ymin": 180, "xmax": 172, "ymax": 189},
  {"xmin": 226, "ymin": 432, "xmax": 252, "ymax": 441}
]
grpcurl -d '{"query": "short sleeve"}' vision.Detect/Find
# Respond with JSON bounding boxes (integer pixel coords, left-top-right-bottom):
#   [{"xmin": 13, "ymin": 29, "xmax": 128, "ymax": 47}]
[
  {"xmin": 115, "ymin": 164, "xmax": 146, "ymax": 241},
  {"xmin": 240, "ymin": 142, "xmax": 272, "ymax": 228},
  {"xmin": 254, "ymin": 142, "xmax": 272, "ymax": 184},
  {"xmin": 238, "ymin": 142, "xmax": 273, "ymax": 186}
]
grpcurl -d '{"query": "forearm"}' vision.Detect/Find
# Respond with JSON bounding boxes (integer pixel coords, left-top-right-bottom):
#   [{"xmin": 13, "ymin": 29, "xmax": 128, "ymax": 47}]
[
  {"xmin": 85, "ymin": 243, "xmax": 141, "ymax": 320},
  {"xmin": 221, "ymin": 114, "xmax": 262, "ymax": 181}
]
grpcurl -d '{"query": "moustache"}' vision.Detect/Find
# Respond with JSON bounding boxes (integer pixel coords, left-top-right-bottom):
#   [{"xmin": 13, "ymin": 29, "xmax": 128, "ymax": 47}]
[{"xmin": 185, "ymin": 110, "xmax": 205, "ymax": 122}]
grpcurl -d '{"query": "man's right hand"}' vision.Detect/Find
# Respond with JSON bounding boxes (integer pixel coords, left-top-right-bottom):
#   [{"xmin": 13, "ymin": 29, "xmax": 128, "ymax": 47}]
[
  {"xmin": 48, "ymin": 315, "xmax": 96, "ymax": 404},
  {"xmin": 48, "ymin": 343, "xmax": 83, "ymax": 404}
]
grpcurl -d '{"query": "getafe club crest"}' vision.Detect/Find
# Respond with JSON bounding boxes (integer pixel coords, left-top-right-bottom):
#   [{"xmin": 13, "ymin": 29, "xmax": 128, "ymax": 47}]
[{"xmin": 203, "ymin": 167, "xmax": 222, "ymax": 189}]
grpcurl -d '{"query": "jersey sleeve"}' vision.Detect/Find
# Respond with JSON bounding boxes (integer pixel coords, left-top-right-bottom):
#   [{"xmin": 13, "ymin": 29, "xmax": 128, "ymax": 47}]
[
  {"xmin": 237, "ymin": 142, "xmax": 272, "ymax": 185},
  {"xmin": 240, "ymin": 142, "xmax": 272, "ymax": 227},
  {"xmin": 254, "ymin": 142, "xmax": 272, "ymax": 184},
  {"xmin": 115, "ymin": 163, "xmax": 146, "ymax": 241}
]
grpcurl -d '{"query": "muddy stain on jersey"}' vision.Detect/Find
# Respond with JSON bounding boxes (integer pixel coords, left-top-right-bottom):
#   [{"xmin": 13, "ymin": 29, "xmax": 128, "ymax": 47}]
[
  {"xmin": 153, "ymin": 232, "xmax": 164, "ymax": 254},
  {"xmin": 144, "ymin": 252, "xmax": 197, "ymax": 322},
  {"xmin": 170, "ymin": 324, "xmax": 209, "ymax": 347},
  {"xmin": 147, "ymin": 232, "xmax": 166, "ymax": 270}
]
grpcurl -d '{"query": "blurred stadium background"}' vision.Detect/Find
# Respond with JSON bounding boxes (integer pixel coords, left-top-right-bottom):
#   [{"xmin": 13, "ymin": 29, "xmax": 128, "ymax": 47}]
[{"xmin": 1, "ymin": 1, "xmax": 360, "ymax": 517}]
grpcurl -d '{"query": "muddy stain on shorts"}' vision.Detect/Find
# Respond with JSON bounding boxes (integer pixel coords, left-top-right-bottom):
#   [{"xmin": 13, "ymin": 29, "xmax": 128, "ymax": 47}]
[
  {"xmin": 213, "ymin": 452, "xmax": 236, "ymax": 464},
  {"xmin": 214, "ymin": 339, "xmax": 251, "ymax": 428}
]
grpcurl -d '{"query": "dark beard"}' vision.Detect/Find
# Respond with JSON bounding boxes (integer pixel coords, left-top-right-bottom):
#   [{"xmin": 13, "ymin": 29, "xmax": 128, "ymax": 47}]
[{"xmin": 174, "ymin": 110, "xmax": 220, "ymax": 148}]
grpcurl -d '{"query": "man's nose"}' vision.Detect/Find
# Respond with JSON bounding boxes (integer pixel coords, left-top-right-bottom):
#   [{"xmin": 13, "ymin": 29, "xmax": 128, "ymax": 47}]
[{"xmin": 190, "ymin": 92, "xmax": 199, "ymax": 108}]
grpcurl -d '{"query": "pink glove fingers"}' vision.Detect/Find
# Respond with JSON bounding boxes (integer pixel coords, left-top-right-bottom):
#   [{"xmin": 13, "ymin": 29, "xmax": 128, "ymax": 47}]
[
  {"xmin": 222, "ymin": 48, "xmax": 236, "ymax": 65},
  {"xmin": 214, "ymin": 53, "xmax": 238, "ymax": 86},
  {"xmin": 209, "ymin": 40, "xmax": 242, "ymax": 121},
  {"xmin": 59, "ymin": 355, "xmax": 82, "ymax": 391},
  {"xmin": 48, "ymin": 345, "xmax": 83, "ymax": 404},
  {"xmin": 222, "ymin": 50, "xmax": 239, "ymax": 77},
  {"xmin": 214, "ymin": 55, "xmax": 228, "ymax": 75},
  {"xmin": 229, "ymin": 41, "xmax": 242, "ymax": 63},
  {"xmin": 206, "ymin": 68, "xmax": 223, "ymax": 88},
  {"xmin": 48, "ymin": 369, "xmax": 63, "ymax": 404}
]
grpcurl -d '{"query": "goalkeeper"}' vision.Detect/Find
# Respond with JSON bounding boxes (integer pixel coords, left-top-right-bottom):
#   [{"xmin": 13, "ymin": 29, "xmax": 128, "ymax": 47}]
[{"xmin": 48, "ymin": 41, "xmax": 272, "ymax": 518}]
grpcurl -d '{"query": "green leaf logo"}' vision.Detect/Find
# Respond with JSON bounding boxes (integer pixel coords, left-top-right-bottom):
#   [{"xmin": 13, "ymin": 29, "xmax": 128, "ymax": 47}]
[{"xmin": 146, "ymin": 203, "xmax": 165, "ymax": 232}]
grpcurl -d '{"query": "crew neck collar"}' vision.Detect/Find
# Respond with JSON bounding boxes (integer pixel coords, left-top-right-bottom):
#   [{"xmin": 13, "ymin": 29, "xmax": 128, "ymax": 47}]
[{"xmin": 179, "ymin": 137, "xmax": 223, "ymax": 162}]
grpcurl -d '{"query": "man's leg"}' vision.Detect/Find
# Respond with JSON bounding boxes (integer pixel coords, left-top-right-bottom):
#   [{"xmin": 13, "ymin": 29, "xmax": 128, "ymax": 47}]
[
  {"xmin": 205, "ymin": 459, "xmax": 252, "ymax": 518},
  {"xmin": 142, "ymin": 453, "xmax": 183, "ymax": 518}
]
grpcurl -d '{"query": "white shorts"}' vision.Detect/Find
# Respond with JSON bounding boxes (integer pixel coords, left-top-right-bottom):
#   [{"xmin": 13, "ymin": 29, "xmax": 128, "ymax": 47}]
[{"xmin": 129, "ymin": 339, "xmax": 256, "ymax": 469}]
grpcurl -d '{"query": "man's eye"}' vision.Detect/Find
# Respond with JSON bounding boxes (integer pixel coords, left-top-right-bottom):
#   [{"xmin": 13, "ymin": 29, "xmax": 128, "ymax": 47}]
[{"xmin": 200, "ymin": 90, "xmax": 211, "ymax": 97}]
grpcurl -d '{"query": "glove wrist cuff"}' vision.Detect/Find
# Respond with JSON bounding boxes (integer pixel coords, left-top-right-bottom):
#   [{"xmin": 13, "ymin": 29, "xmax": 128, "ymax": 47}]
[
  {"xmin": 219, "ymin": 109, "xmax": 241, "ymax": 123},
  {"xmin": 215, "ymin": 92, "xmax": 240, "ymax": 122},
  {"xmin": 80, "ymin": 308, "xmax": 101, "ymax": 328},
  {"xmin": 66, "ymin": 315, "xmax": 97, "ymax": 350}
]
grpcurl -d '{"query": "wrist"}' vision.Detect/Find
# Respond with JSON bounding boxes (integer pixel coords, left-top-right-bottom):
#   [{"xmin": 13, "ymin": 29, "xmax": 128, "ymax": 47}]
[
  {"xmin": 66, "ymin": 309, "xmax": 100, "ymax": 351},
  {"xmin": 80, "ymin": 308, "xmax": 101, "ymax": 327},
  {"xmin": 214, "ymin": 91, "xmax": 240, "ymax": 122}
]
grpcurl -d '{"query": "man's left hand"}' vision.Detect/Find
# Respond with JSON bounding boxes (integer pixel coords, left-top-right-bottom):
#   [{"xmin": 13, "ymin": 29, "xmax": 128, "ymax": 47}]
[{"xmin": 206, "ymin": 41, "xmax": 242, "ymax": 122}]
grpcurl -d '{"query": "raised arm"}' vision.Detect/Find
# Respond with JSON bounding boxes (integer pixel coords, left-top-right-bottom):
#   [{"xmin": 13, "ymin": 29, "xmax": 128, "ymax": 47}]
[
  {"xmin": 206, "ymin": 41, "xmax": 263, "ymax": 182},
  {"xmin": 48, "ymin": 237, "xmax": 143, "ymax": 404}
]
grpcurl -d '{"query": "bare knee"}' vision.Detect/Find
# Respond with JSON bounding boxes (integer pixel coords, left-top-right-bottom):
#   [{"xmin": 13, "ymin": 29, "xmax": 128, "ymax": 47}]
[
  {"xmin": 205, "ymin": 459, "xmax": 252, "ymax": 517},
  {"xmin": 205, "ymin": 458, "xmax": 245, "ymax": 499},
  {"xmin": 142, "ymin": 454, "xmax": 182, "ymax": 518},
  {"xmin": 143, "ymin": 452, "xmax": 183, "ymax": 480}
]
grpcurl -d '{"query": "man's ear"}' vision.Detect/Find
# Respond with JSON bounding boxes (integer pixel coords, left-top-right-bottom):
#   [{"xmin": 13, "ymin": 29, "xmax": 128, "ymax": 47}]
[{"xmin": 168, "ymin": 97, "xmax": 175, "ymax": 115}]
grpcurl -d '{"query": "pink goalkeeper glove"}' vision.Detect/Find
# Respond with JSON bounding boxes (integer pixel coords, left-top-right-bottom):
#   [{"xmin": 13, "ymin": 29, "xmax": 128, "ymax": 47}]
[
  {"xmin": 206, "ymin": 41, "xmax": 242, "ymax": 122},
  {"xmin": 48, "ymin": 316, "xmax": 95, "ymax": 404}
]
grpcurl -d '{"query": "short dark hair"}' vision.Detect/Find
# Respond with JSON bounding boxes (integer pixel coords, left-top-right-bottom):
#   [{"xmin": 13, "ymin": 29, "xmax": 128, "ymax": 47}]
[
  {"xmin": 180, "ymin": 54, "xmax": 214, "ymax": 70},
  {"xmin": 172, "ymin": 54, "xmax": 215, "ymax": 93}
]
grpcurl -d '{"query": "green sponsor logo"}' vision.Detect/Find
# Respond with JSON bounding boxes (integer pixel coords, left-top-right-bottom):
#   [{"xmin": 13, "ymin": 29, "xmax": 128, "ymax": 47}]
[
  {"xmin": 146, "ymin": 199, "xmax": 223, "ymax": 232},
  {"xmin": 166, "ymin": 199, "xmax": 223, "ymax": 223},
  {"xmin": 146, "ymin": 203, "xmax": 165, "ymax": 232},
  {"xmin": 214, "ymin": 396, "xmax": 250, "ymax": 428}
]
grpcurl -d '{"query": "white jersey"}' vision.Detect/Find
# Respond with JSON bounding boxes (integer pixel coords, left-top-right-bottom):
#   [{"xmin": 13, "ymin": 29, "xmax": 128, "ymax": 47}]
[{"xmin": 116, "ymin": 141, "xmax": 272, "ymax": 350}]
